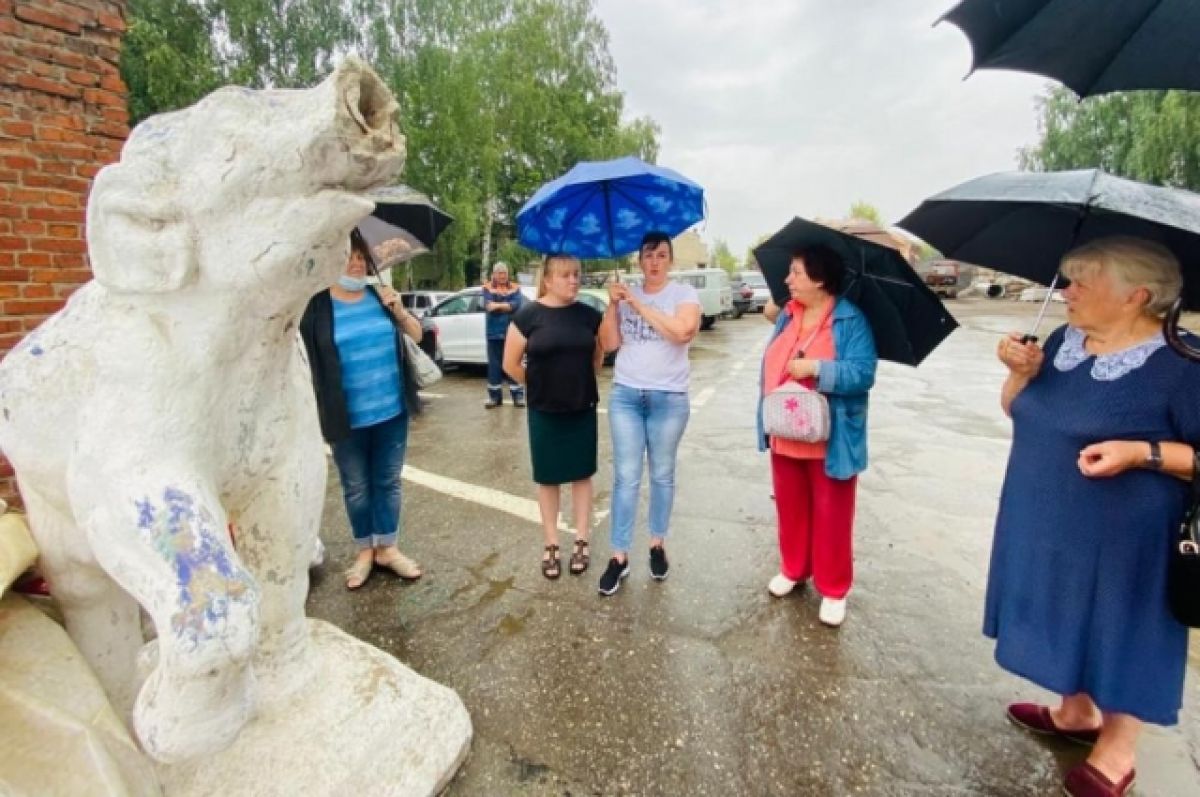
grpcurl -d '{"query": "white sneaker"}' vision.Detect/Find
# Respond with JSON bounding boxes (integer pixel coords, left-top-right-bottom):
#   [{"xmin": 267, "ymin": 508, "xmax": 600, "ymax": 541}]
[
  {"xmin": 768, "ymin": 573, "xmax": 798, "ymax": 597},
  {"xmin": 818, "ymin": 597, "xmax": 847, "ymax": 627}
]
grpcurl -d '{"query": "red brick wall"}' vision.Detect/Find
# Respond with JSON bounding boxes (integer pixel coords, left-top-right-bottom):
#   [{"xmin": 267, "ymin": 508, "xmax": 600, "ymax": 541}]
[{"xmin": 0, "ymin": 0, "xmax": 129, "ymax": 506}]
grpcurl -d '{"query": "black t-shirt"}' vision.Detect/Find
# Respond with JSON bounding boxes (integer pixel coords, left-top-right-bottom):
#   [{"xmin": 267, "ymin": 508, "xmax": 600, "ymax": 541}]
[{"xmin": 512, "ymin": 300, "xmax": 602, "ymax": 413}]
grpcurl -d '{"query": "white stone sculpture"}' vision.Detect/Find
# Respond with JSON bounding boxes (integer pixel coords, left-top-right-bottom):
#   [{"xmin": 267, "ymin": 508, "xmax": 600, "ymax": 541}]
[{"xmin": 0, "ymin": 58, "xmax": 470, "ymax": 794}]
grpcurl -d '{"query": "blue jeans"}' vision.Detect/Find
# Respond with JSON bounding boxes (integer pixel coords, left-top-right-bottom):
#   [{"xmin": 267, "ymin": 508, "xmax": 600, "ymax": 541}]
[
  {"xmin": 331, "ymin": 412, "xmax": 409, "ymax": 549},
  {"xmin": 608, "ymin": 384, "xmax": 690, "ymax": 554},
  {"xmin": 487, "ymin": 338, "xmax": 523, "ymax": 403}
]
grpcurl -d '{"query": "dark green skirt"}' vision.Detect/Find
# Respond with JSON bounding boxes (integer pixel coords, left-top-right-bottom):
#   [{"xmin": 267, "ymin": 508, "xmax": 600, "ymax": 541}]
[{"xmin": 528, "ymin": 407, "xmax": 597, "ymax": 485}]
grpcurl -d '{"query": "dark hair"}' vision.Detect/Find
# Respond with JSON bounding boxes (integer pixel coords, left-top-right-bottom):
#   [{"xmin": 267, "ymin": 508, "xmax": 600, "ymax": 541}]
[
  {"xmin": 349, "ymin": 228, "xmax": 378, "ymax": 275},
  {"xmin": 790, "ymin": 244, "xmax": 845, "ymax": 295},
  {"xmin": 640, "ymin": 231, "xmax": 673, "ymax": 258}
]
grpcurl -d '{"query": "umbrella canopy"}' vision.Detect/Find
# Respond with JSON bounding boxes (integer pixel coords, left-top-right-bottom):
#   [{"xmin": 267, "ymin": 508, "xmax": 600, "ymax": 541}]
[
  {"xmin": 366, "ymin": 184, "xmax": 454, "ymax": 249},
  {"xmin": 356, "ymin": 215, "xmax": 428, "ymax": 270},
  {"xmin": 516, "ymin": 156, "xmax": 704, "ymax": 259},
  {"xmin": 939, "ymin": 0, "xmax": 1200, "ymax": 97},
  {"xmin": 753, "ymin": 217, "xmax": 959, "ymax": 366},
  {"xmin": 897, "ymin": 168, "xmax": 1200, "ymax": 310}
]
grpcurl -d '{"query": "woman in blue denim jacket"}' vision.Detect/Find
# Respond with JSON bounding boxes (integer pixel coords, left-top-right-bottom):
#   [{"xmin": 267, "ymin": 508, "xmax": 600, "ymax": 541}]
[{"xmin": 757, "ymin": 246, "xmax": 877, "ymax": 626}]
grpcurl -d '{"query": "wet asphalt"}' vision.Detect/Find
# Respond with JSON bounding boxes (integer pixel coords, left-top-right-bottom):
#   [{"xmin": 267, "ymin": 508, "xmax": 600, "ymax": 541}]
[{"xmin": 305, "ymin": 299, "xmax": 1200, "ymax": 796}]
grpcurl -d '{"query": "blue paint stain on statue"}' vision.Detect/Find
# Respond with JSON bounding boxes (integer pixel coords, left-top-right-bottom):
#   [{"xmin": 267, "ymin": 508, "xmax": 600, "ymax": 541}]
[{"xmin": 136, "ymin": 488, "xmax": 258, "ymax": 651}]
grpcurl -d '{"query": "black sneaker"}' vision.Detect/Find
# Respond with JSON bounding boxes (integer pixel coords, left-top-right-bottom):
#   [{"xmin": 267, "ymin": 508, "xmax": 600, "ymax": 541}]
[
  {"xmin": 512, "ymin": 396, "xmax": 526, "ymax": 408},
  {"xmin": 484, "ymin": 398, "xmax": 502, "ymax": 409},
  {"xmin": 649, "ymin": 546, "xmax": 669, "ymax": 580},
  {"xmin": 597, "ymin": 557, "xmax": 630, "ymax": 596}
]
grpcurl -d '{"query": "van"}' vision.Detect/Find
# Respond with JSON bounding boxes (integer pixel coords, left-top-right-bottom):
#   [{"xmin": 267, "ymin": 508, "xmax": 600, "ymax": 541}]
[{"xmin": 670, "ymin": 268, "xmax": 732, "ymax": 329}]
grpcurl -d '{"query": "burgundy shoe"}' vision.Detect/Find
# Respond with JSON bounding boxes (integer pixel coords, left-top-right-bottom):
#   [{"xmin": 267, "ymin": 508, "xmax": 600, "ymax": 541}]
[
  {"xmin": 1063, "ymin": 762, "xmax": 1135, "ymax": 797},
  {"xmin": 1006, "ymin": 702, "xmax": 1101, "ymax": 746}
]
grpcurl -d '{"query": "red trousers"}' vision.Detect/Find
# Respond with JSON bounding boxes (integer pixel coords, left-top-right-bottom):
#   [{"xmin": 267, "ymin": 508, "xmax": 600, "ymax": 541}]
[{"xmin": 770, "ymin": 453, "xmax": 857, "ymax": 599}]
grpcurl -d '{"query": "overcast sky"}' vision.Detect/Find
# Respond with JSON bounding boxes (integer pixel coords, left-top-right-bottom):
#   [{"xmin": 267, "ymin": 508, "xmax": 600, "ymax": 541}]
[{"xmin": 593, "ymin": 0, "xmax": 1052, "ymax": 259}]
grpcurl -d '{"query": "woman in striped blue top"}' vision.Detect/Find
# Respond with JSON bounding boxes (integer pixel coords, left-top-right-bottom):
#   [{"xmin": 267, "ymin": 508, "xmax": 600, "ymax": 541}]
[{"xmin": 300, "ymin": 231, "xmax": 426, "ymax": 590}]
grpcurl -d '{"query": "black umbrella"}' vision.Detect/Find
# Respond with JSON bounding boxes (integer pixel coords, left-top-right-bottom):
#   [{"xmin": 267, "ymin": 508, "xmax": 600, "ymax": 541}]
[
  {"xmin": 753, "ymin": 217, "xmax": 959, "ymax": 366},
  {"xmin": 897, "ymin": 169, "xmax": 1200, "ymax": 315},
  {"xmin": 939, "ymin": 0, "xmax": 1200, "ymax": 97},
  {"xmin": 366, "ymin": 184, "xmax": 454, "ymax": 249}
]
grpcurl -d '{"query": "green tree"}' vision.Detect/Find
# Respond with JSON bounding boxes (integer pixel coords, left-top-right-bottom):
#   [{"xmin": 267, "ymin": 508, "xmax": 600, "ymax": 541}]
[
  {"xmin": 1020, "ymin": 86, "xmax": 1200, "ymax": 190},
  {"xmin": 121, "ymin": 0, "xmax": 661, "ymax": 289},
  {"xmin": 710, "ymin": 239, "xmax": 738, "ymax": 274},
  {"xmin": 121, "ymin": 0, "xmax": 223, "ymax": 124},
  {"xmin": 847, "ymin": 201, "xmax": 884, "ymax": 225}
]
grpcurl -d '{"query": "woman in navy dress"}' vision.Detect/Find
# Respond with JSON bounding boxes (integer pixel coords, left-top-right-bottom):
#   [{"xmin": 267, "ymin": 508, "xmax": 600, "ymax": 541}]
[{"xmin": 988, "ymin": 237, "xmax": 1199, "ymax": 797}]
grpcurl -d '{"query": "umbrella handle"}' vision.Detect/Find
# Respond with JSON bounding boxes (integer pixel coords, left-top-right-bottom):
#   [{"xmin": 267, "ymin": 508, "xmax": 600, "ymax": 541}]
[{"xmin": 1165, "ymin": 297, "xmax": 1200, "ymax": 362}]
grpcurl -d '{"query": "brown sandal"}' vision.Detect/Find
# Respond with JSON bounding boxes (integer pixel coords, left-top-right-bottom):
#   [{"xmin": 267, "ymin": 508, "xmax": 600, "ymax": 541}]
[
  {"xmin": 569, "ymin": 538, "xmax": 590, "ymax": 575},
  {"xmin": 541, "ymin": 544, "xmax": 561, "ymax": 580}
]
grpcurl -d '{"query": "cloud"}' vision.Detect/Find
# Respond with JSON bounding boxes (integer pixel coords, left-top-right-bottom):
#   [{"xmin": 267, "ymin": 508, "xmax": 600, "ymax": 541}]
[{"xmin": 595, "ymin": 0, "xmax": 1049, "ymax": 258}]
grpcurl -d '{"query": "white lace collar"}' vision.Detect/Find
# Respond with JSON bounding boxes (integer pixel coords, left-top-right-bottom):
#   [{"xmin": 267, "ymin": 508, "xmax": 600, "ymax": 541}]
[{"xmin": 1053, "ymin": 325, "xmax": 1166, "ymax": 381}]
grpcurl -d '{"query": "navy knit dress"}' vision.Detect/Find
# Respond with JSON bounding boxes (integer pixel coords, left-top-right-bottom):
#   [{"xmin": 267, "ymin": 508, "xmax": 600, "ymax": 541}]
[{"xmin": 984, "ymin": 324, "xmax": 1200, "ymax": 725}]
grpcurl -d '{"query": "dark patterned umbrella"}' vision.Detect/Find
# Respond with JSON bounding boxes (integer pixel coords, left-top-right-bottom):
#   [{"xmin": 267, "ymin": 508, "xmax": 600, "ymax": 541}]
[{"xmin": 754, "ymin": 217, "xmax": 958, "ymax": 366}]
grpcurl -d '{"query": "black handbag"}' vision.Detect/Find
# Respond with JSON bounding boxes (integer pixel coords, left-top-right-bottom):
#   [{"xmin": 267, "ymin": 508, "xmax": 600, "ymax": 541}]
[{"xmin": 1167, "ymin": 450, "xmax": 1200, "ymax": 627}]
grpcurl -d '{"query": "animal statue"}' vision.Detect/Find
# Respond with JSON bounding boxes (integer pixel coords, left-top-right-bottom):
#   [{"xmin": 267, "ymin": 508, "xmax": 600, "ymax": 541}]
[{"xmin": 0, "ymin": 58, "xmax": 404, "ymax": 764}]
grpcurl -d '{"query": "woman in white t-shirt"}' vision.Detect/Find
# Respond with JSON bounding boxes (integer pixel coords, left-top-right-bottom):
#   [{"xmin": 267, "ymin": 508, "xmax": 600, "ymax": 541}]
[{"xmin": 596, "ymin": 232, "xmax": 702, "ymax": 596}]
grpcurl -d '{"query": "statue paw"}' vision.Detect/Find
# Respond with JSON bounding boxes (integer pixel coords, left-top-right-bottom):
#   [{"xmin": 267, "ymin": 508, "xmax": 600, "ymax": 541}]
[{"xmin": 134, "ymin": 660, "xmax": 256, "ymax": 764}]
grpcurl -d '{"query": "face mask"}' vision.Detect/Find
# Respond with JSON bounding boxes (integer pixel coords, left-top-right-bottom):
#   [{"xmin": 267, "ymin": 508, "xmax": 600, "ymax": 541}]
[{"xmin": 338, "ymin": 275, "xmax": 367, "ymax": 292}]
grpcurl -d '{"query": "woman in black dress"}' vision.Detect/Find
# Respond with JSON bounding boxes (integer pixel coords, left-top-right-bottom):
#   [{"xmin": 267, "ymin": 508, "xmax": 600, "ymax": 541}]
[{"xmin": 503, "ymin": 254, "xmax": 604, "ymax": 579}]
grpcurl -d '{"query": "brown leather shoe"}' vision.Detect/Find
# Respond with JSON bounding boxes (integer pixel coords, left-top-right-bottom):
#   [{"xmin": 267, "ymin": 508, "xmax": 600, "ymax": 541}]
[
  {"xmin": 1063, "ymin": 762, "xmax": 1135, "ymax": 797},
  {"xmin": 1006, "ymin": 702, "xmax": 1100, "ymax": 746}
]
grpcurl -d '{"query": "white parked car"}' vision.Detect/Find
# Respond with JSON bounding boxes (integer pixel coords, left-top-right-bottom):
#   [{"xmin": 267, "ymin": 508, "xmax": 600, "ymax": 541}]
[
  {"xmin": 670, "ymin": 268, "xmax": 732, "ymax": 329},
  {"xmin": 399, "ymin": 290, "xmax": 453, "ymax": 317},
  {"xmin": 426, "ymin": 286, "xmax": 610, "ymax": 365},
  {"xmin": 1018, "ymin": 286, "xmax": 1065, "ymax": 303}
]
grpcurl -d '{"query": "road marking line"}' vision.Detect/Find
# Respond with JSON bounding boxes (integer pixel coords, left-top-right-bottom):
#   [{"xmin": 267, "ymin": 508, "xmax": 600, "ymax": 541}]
[
  {"xmin": 691, "ymin": 386, "xmax": 715, "ymax": 409},
  {"xmin": 403, "ymin": 465, "xmax": 594, "ymax": 534}
]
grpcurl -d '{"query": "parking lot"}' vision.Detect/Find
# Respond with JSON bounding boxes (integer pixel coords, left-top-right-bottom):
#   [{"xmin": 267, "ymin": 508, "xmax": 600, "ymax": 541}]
[{"xmin": 305, "ymin": 299, "xmax": 1200, "ymax": 796}]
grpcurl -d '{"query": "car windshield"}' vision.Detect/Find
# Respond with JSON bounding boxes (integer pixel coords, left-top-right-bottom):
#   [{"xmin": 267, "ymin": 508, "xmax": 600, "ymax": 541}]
[{"xmin": 742, "ymin": 273, "xmax": 767, "ymax": 287}]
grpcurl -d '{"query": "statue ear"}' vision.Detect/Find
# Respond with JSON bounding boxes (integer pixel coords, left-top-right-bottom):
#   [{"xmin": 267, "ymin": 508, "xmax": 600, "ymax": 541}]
[{"xmin": 86, "ymin": 165, "xmax": 197, "ymax": 294}]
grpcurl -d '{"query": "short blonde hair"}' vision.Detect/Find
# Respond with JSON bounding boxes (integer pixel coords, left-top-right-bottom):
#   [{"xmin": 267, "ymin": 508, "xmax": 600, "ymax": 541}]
[
  {"xmin": 536, "ymin": 253, "xmax": 579, "ymax": 298},
  {"xmin": 1061, "ymin": 236, "xmax": 1182, "ymax": 317}
]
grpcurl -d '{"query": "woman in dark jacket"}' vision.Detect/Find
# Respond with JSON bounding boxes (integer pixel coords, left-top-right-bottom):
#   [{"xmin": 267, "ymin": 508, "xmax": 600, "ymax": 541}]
[{"xmin": 300, "ymin": 230, "xmax": 424, "ymax": 590}]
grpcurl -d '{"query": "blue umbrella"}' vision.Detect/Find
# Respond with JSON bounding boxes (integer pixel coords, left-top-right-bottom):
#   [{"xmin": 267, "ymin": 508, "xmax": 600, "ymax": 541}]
[{"xmin": 517, "ymin": 156, "xmax": 705, "ymax": 258}]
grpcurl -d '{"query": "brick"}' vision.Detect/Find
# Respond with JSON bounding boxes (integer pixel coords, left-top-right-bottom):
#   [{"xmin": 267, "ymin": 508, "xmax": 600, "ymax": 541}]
[
  {"xmin": 83, "ymin": 88, "xmax": 122, "ymax": 107},
  {"xmin": 0, "ymin": 332, "xmax": 25, "ymax": 351},
  {"xmin": 45, "ymin": 191, "xmax": 79, "ymax": 207},
  {"xmin": 30, "ymin": 59, "xmax": 59, "ymax": 78},
  {"xmin": 21, "ymin": 283, "xmax": 53, "ymax": 298},
  {"xmin": 28, "ymin": 206, "xmax": 82, "ymax": 222},
  {"xmin": 65, "ymin": 69, "xmax": 98, "ymax": 87},
  {"xmin": 31, "ymin": 236, "xmax": 85, "ymax": 252},
  {"xmin": 13, "ymin": 220, "xmax": 44, "ymax": 235},
  {"xmin": 1, "ymin": 120, "xmax": 34, "ymax": 137},
  {"xmin": 14, "ymin": 5, "xmax": 82, "ymax": 35},
  {"xmin": 24, "ymin": 173, "xmax": 88, "ymax": 192},
  {"xmin": 0, "ymin": 171, "xmax": 19, "ymax": 184},
  {"xmin": 96, "ymin": 10, "xmax": 125, "ymax": 32},
  {"xmin": 4, "ymin": 298, "xmax": 66, "ymax": 315},
  {"xmin": 3, "ymin": 156, "xmax": 38, "ymax": 170},
  {"xmin": 98, "ymin": 73, "xmax": 124, "ymax": 93},
  {"xmin": 0, "ymin": 267, "xmax": 29, "ymax": 281},
  {"xmin": 0, "ymin": 16, "xmax": 18, "ymax": 35},
  {"xmin": 15, "ymin": 73, "xmax": 82, "ymax": 100},
  {"xmin": 47, "ymin": 223, "xmax": 77, "ymax": 237},
  {"xmin": 9, "ymin": 188, "xmax": 46, "ymax": 204},
  {"xmin": 0, "ymin": 236, "xmax": 27, "ymax": 250},
  {"xmin": 0, "ymin": 252, "xmax": 12, "ymax": 267},
  {"xmin": 0, "ymin": 284, "xmax": 17, "ymax": 299},
  {"xmin": 20, "ymin": 252, "xmax": 52, "ymax": 268},
  {"xmin": 74, "ymin": 162, "xmax": 100, "ymax": 178},
  {"xmin": 0, "ymin": 203, "xmax": 21, "ymax": 219}
]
